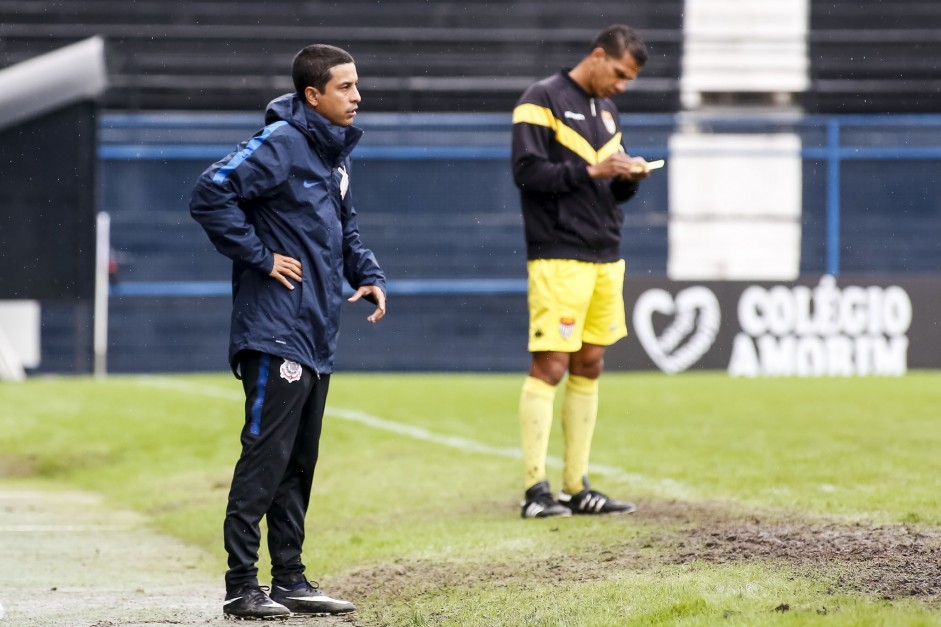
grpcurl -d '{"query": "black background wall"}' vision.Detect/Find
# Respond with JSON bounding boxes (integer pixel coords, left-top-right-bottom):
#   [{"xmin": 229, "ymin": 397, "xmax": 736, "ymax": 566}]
[{"xmin": 0, "ymin": 102, "xmax": 97, "ymax": 301}]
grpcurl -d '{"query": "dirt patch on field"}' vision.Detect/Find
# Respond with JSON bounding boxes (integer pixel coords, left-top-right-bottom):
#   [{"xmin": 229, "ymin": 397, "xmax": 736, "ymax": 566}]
[
  {"xmin": 0, "ymin": 454, "xmax": 38, "ymax": 478},
  {"xmin": 333, "ymin": 547, "xmax": 650, "ymax": 603},
  {"xmin": 651, "ymin": 500, "xmax": 941, "ymax": 599},
  {"xmin": 333, "ymin": 499, "xmax": 941, "ymax": 605}
]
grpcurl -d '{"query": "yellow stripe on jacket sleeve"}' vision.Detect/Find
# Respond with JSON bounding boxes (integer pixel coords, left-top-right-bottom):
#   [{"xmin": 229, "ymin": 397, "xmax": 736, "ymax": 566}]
[
  {"xmin": 513, "ymin": 104, "xmax": 624, "ymax": 165},
  {"xmin": 512, "ymin": 103, "xmax": 557, "ymax": 129}
]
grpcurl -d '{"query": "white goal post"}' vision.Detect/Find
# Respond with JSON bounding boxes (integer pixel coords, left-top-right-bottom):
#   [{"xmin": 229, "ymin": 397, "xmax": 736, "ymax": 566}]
[{"xmin": 94, "ymin": 211, "xmax": 111, "ymax": 378}]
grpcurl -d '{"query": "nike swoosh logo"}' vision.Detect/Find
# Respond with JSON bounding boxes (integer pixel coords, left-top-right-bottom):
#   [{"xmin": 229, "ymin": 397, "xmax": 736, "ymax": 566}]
[{"xmin": 303, "ymin": 180, "xmax": 322, "ymax": 188}]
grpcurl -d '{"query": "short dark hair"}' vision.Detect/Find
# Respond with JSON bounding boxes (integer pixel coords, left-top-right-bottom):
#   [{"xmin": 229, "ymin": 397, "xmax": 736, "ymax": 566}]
[
  {"xmin": 591, "ymin": 24, "xmax": 648, "ymax": 67},
  {"xmin": 292, "ymin": 44, "xmax": 355, "ymax": 95}
]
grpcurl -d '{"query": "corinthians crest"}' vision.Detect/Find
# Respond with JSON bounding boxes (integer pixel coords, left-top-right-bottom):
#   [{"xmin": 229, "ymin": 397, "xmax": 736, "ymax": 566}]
[{"xmin": 280, "ymin": 359, "xmax": 303, "ymax": 383}]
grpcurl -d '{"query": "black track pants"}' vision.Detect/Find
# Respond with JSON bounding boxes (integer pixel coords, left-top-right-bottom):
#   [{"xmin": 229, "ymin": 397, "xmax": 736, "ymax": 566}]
[{"xmin": 223, "ymin": 351, "xmax": 330, "ymax": 588}]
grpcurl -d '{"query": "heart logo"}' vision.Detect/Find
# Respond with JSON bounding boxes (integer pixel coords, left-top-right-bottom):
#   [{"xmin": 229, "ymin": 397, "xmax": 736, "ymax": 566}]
[{"xmin": 632, "ymin": 287, "xmax": 721, "ymax": 374}]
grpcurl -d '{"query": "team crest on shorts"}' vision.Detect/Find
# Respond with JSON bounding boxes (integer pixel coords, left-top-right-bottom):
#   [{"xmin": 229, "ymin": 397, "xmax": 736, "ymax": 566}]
[
  {"xmin": 280, "ymin": 359, "xmax": 303, "ymax": 383},
  {"xmin": 559, "ymin": 317, "xmax": 576, "ymax": 340}
]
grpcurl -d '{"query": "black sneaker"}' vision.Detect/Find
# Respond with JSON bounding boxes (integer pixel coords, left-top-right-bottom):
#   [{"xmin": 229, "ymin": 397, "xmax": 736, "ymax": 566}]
[
  {"xmin": 270, "ymin": 577, "xmax": 356, "ymax": 615},
  {"xmin": 521, "ymin": 480, "xmax": 572, "ymax": 519},
  {"xmin": 558, "ymin": 478, "xmax": 636, "ymax": 515},
  {"xmin": 223, "ymin": 584, "xmax": 291, "ymax": 620}
]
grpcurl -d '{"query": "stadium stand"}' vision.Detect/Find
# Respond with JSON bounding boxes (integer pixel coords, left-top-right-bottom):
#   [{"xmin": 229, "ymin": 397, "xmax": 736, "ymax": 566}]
[
  {"xmin": 807, "ymin": 0, "xmax": 941, "ymax": 112},
  {"xmin": 0, "ymin": 0, "xmax": 683, "ymax": 112},
  {"xmin": 7, "ymin": 0, "xmax": 938, "ymax": 114}
]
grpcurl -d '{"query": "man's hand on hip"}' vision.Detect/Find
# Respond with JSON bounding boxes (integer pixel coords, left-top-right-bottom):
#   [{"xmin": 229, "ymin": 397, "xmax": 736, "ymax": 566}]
[{"xmin": 269, "ymin": 253, "xmax": 303, "ymax": 290}]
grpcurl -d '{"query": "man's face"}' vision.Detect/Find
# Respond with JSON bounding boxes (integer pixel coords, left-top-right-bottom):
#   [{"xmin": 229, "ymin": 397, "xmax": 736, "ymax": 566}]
[
  {"xmin": 590, "ymin": 49, "xmax": 642, "ymax": 98},
  {"xmin": 307, "ymin": 62, "xmax": 361, "ymax": 126}
]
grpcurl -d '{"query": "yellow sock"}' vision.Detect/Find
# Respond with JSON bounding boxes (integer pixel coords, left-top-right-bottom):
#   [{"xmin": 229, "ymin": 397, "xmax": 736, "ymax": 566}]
[
  {"xmin": 561, "ymin": 375, "xmax": 599, "ymax": 495},
  {"xmin": 519, "ymin": 376, "xmax": 557, "ymax": 489}
]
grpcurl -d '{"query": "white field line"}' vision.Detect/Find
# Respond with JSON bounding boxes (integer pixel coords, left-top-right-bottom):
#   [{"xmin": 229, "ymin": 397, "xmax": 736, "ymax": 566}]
[
  {"xmin": 0, "ymin": 491, "xmax": 100, "ymax": 503},
  {"xmin": 137, "ymin": 376, "xmax": 694, "ymax": 498},
  {"xmin": 0, "ymin": 525, "xmax": 133, "ymax": 532}
]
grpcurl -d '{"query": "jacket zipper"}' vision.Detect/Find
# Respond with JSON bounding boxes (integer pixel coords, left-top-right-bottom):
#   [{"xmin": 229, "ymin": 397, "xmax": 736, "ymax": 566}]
[{"xmin": 589, "ymin": 98, "xmax": 598, "ymax": 149}]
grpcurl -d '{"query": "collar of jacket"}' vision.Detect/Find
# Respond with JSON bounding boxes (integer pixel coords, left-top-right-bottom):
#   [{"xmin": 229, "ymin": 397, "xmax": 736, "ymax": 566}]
[
  {"xmin": 266, "ymin": 93, "xmax": 364, "ymax": 167},
  {"xmin": 302, "ymin": 100, "xmax": 363, "ymax": 166},
  {"xmin": 558, "ymin": 68, "xmax": 594, "ymax": 101}
]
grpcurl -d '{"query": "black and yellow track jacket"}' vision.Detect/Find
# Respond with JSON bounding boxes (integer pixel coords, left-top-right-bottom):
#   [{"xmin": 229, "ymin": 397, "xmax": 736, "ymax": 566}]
[{"xmin": 512, "ymin": 70, "xmax": 639, "ymax": 263}]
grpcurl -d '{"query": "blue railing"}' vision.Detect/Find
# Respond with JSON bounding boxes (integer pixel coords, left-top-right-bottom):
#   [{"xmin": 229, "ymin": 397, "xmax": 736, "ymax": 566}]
[
  {"xmin": 796, "ymin": 114, "xmax": 941, "ymax": 275},
  {"xmin": 109, "ymin": 278, "xmax": 529, "ymax": 298},
  {"xmin": 100, "ymin": 112, "xmax": 941, "ymax": 297}
]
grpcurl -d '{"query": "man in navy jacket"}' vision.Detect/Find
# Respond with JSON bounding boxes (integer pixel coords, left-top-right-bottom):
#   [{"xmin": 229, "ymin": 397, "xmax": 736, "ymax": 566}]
[{"xmin": 191, "ymin": 44, "xmax": 386, "ymax": 620}]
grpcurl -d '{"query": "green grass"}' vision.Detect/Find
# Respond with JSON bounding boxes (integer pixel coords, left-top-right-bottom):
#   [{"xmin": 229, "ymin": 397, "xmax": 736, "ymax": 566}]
[{"xmin": 2, "ymin": 371, "xmax": 941, "ymax": 626}]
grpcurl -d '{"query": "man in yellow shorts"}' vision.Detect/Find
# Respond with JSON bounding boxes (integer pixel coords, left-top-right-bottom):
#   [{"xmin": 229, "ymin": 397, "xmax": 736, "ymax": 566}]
[{"xmin": 511, "ymin": 24, "xmax": 653, "ymax": 518}]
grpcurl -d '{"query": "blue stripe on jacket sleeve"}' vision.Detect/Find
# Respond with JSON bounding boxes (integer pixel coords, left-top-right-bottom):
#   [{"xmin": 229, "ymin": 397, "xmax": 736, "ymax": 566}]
[
  {"xmin": 249, "ymin": 354, "xmax": 270, "ymax": 436},
  {"xmin": 212, "ymin": 121, "xmax": 288, "ymax": 185}
]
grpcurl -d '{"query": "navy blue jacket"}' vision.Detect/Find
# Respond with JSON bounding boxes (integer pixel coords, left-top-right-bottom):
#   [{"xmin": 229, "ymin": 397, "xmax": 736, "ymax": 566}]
[{"xmin": 190, "ymin": 93, "xmax": 385, "ymax": 376}]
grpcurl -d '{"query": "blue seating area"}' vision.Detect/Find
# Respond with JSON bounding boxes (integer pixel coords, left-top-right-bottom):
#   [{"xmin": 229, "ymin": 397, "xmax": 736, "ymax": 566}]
[
  {"xmin": 76, "ymin": 112, "xmax": 941, "ymax": 373},
  {"xmin": 807, "ymin": 0, "xmax": 941, "ymax": 112}
]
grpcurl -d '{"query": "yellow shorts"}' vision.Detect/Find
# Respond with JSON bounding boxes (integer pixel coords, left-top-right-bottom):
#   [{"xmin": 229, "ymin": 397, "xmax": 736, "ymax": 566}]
[{"xmin": 526, "ymin": 258, "xmax": 627, "ymax": 353}]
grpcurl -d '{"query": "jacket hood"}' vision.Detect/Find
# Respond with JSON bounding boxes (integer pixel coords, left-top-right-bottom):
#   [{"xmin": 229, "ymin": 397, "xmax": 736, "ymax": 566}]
[{"xmin": 264, "ymin": 93, "xmax": 363, "ymax": 165}]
